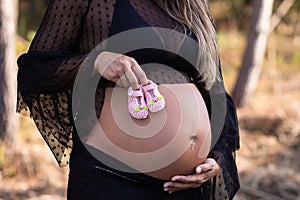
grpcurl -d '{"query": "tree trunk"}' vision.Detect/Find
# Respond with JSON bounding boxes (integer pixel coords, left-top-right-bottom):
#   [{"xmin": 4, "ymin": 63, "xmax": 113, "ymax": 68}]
[
  {"xmin": 232, "ymin": 0, "xmax": 295, "ymax": 107},
  {"xmin": 232, "ymin": 0, "xmax": 274, "ymax": 107},
  {"xmin": 0, "ymin": 0, "xmax": 18, "ymax": 142}
]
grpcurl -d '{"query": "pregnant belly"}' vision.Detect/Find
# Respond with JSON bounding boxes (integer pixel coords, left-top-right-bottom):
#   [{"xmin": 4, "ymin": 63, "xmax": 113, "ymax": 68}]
[{"xmin": 86, "ymin": 83, "xmax": 211, "ymax": 180}]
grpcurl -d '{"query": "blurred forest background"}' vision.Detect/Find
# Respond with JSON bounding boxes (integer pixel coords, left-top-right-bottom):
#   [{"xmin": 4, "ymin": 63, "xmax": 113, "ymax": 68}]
[{"xmin": 0, "ymin": 0, "xmax": 300, "ymax": 199}]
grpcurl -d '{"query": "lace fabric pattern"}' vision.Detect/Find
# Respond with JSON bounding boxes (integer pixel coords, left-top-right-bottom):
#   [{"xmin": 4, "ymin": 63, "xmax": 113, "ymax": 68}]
[{"xmin": 17, "ymin": 0, "xmax": 240, "ymax": 199}]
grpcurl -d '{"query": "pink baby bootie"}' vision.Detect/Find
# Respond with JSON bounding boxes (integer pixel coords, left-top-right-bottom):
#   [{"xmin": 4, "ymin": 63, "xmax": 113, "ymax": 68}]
[
  {"xmin": 141, "ymin": 80, "xmax": 165, "ymax": 113},
  {"xmin": 128, "ymin": 86, "xmax": 149, "ymax": 119}
]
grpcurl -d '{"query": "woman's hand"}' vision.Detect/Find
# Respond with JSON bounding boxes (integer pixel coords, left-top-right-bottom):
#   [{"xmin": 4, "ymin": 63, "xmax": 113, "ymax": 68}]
[
  {"xmin": 94, "ymin": 51, "xmax": 148, "ymax": 89},
  {"xmin": 163, "ymin": 158, "xmax": 220, "ymax": 194}
]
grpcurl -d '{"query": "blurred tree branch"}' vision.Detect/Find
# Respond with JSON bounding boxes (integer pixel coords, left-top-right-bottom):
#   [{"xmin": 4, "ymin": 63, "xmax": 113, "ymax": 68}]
[{"xmin": 270, "ymin": 0, "xmax": 296, "ymax": 33}]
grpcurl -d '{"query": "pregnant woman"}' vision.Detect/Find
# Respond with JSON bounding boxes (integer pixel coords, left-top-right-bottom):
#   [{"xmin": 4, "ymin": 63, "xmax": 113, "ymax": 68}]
[{"xmin": 17, "ymin": 0, "xmax": 240, "ymax": 199}]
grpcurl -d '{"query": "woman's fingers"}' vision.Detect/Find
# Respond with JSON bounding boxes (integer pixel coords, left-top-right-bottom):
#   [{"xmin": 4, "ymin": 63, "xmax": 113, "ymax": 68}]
[
  {"xmin": 115, "ymin": 55, "xmax": 142, "ymax": 89},
  {"xmin": 94, "ymin": 52, "xmax": 147, "ymax": 88},
  {"xmin": 163, "ymin": 158, "xmax": 221, "ymax": 194},
  {"xmin": 94, "ymin": 51, "xmax": 119, "ymax": 75},
  {"xmin": 164, "ymin": 182, "xmax": 198, "ymax": 191},
  {"xmin": 105, "ymin": 67, "xmax": 119, "ymax": 82},
  {"xmin": 129, "ymin": 58, "xmax": 148, "ymax": 86},
  {"xmin": 108, "ymin": 62, "xmax": 129, "ymax": 87},
  {"xmin": 170, "ymin": 171, "xmax": 212, "ymax": 184},
  {"xmin": 119, "ymin": 75, "xmax": 130, "ymax": 88},
  {"xmin": 125, "ymin": 67, "xmax": 139, "ymax": 90},
  {"xmin": 198, "ymin": 158, "xmax": 221, "ymax": 174},
  {"xmin": 163, "ymin": 174, "xmax": 210, "ymax": 193},
  {"xmin": 119, "ymin": 57, "xmax": 148, "ymax": 88}
]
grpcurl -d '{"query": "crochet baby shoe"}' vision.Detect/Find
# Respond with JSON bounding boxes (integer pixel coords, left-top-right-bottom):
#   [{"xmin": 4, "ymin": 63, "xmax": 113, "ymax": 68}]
[
  {"xmin": 128, "ymin": 86, "xmax": 149, "ymax": 119},
  {"xmin": 141, "ymin": 80, "xmax": 165, "ymax": 112}
]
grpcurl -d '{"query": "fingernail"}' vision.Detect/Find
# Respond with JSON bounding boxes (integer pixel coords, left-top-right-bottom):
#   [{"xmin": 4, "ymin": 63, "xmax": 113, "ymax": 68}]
[{"xmin": 196, "ymin": 167, "xmax": 202, "ymax": 173}]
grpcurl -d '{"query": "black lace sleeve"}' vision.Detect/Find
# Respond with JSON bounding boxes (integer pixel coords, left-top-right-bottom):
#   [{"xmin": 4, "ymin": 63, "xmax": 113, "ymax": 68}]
[
  {"xmin": 199, "ymin": 62, "xmax": 240, "ymax": 199},
  {"xmin": 17, "ymin": 0, "xmax": 91, "ymax": 166},
  {"xmin": 18, "ymin": 0, "xmax": 92, "ymax": 92},
  {"xmin": 209, "ymin": 93, "xmax": 240, "ymax": 199}
]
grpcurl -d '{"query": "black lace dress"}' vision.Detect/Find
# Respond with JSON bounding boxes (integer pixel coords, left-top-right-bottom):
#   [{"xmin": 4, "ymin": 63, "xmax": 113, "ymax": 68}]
[{"xmin": 17, "ymin": 0, "xmax": 240, "ymax": 199}]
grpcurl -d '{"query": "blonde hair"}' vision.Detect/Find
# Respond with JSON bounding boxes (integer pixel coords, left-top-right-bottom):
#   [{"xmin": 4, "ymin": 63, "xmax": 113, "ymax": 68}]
[{"xmin": 154, "ymin": 0, "xmax": 219, "ymax": 89}]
